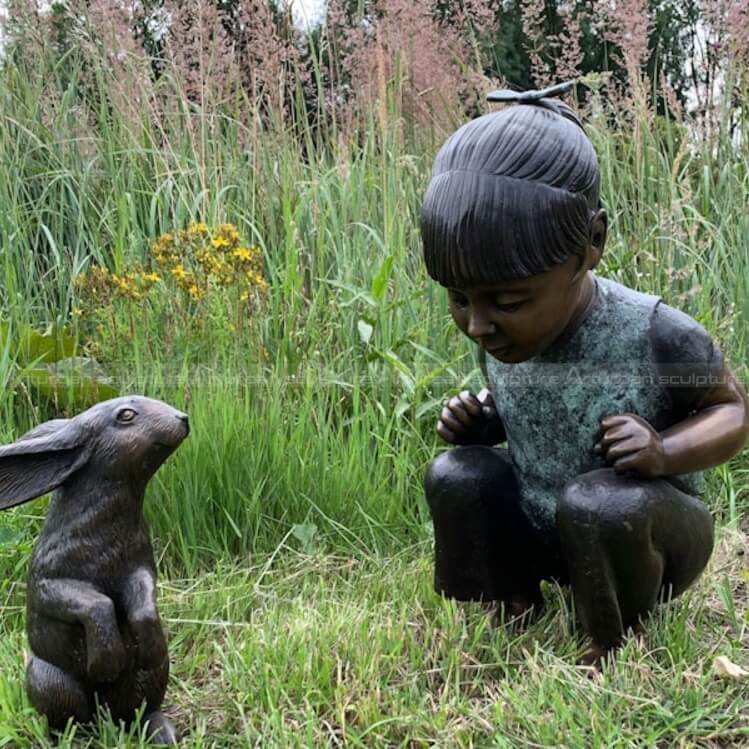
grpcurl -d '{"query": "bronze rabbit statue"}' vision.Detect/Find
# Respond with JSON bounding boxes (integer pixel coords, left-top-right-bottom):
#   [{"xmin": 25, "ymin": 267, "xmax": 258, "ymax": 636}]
[{"xmin": 0, "ymin": 396, "xmax": 189, "ymax": 744}]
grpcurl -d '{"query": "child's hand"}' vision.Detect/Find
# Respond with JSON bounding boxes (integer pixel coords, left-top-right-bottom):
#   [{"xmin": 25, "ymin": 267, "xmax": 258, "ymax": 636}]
[
  {"xmin": 437, "ymin": 388, "xmax": 504, "ymax": 446},
  {"xmin": 595, "ymin": 414, "xmax": 666, "ymax": 477}
]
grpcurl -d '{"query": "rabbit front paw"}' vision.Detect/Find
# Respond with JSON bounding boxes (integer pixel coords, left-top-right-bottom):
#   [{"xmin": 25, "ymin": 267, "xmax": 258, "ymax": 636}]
[
  {"xmin": 130, "ymin": 612, "xmax": 167, "ymax": 670},
  {"xmin": 87, "ymin": 635, "xmax": 127, "ymax": 682}
]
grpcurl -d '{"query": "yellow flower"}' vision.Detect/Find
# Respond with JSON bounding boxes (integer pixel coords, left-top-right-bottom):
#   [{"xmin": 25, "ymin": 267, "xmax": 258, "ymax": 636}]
[
  {"xmin": 171, "ymin": 264, "xmax": 188, "ymax": 281},
  {"xmin": 153, "ymin": 246, "xmax": 176, "ymax": 268},
  {"xmin": 211, "ymin": 236, "xmax": 230, "ymax": 250},
  {"xmin": 232, "ymin": 247, "xmax": 254, "ymax": 263},
  {"xmin": 157, "ymin": 232, "xmax": 174, "ymax": 247},
  {"xmin": 111, "ymin": 273, "xmax": 141, "ymax": 300},
  {"xmin": 139, "ymin": 272, "xmax": 162, "ymax": 291},
  {"xmin": 245, "ymin": 270, "xmax": 268, "ymax": 289},
  {"xmin": 188, "ymin": 284, "xmax": 204, "ymax": 301}
]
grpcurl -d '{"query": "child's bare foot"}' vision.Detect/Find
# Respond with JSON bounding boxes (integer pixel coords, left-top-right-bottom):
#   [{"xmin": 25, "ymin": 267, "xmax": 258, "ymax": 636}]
[
  {"xmin": 578, "ymin": 622, "xmax": 645, "ymax": 669},
  {"xmin": 507, "ymin": 593, "xmax": 542, "ymax": 619},
  {"xmin": 577, "ymin": 641, "xmax": 611, "ymax": 669},
  {"xmin": 488, "ymin": 592, "xmax": 544, "ymax": 630}
]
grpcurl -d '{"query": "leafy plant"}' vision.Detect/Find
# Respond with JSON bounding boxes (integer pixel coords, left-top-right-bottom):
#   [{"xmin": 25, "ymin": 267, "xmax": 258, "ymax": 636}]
[{"xmin": 0, "ymin": 322, "xmax": 117, "ymax": 412}]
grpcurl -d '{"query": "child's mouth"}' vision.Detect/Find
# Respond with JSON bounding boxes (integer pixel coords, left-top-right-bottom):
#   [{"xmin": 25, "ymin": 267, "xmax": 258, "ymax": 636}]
[{"xmin": 486, "ymin": 343, "xmax": 512, "ymax": 358}]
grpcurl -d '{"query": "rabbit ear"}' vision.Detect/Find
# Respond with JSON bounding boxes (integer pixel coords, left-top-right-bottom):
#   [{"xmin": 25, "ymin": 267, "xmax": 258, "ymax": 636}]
[
  {"xmin": 17, "ymin": 419, "xmax": 73, "ymax": 443},
  {"xmin": 0, "ymin": 419, "xmax": 90, "ymax": 511}
]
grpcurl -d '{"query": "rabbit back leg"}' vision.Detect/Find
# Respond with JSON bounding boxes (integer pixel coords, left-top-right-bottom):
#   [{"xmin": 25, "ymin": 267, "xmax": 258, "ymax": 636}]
[
  {"xmin": 27, "ymin": 656, "xmax": 177, "ymax": 742},
  {"xmin": 26, "ymin": 655, "xmax": 93, "ymax": 728},
  {"xmin": 134, "ymin": 660, "xmax": 177, "ymax": 744},
  {"xmin": 143, "ymin": 710, "xmax": 178, "ymax": 745},
  {"xmin": 97, "ymin": 655, "xmax": 170, "ymax": 721}
]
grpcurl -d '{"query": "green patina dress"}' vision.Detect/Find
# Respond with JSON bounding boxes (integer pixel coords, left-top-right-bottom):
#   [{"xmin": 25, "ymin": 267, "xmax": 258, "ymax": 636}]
[{"xmin": 485, "ymin": 275, "xmax": 718, "ymax": 534}]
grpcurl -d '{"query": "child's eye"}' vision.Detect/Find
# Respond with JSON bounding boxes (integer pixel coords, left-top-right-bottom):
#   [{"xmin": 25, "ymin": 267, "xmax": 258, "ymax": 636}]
[
  {"xmin": 448, "ymin": 292, "xmax": 469, "ymax": 308},
  {"xmin": 493, "ymin": 299, "xmax": 526, "ymax": 313}
]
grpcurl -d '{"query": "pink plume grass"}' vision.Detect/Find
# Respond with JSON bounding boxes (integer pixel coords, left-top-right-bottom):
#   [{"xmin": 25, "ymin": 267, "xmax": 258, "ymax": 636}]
[
  {"xmin": 323, "ymin": 0, "xmax": 491, "ymax": 131},
  {"xmin": 594, "ymin": 0, "xmax": 652, "ymax": 79}
]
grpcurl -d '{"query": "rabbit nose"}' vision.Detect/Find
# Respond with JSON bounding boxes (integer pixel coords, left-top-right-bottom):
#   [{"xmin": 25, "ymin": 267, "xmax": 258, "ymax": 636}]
[{"xmin": 176, "ymin": 413, "xmax": 189, "ymax": 433}]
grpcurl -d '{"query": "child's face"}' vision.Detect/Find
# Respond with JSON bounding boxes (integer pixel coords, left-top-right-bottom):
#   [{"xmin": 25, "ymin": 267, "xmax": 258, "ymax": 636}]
[{"xmin": 446, "ymin": 254, "xmax": 593, "ymax": 363}]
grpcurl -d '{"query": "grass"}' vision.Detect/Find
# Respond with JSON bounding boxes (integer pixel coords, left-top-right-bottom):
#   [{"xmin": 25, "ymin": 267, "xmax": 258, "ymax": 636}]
[
  {"xmin": 0, "ymin": 32, "xmax": 747, "ymax": 749},
  {"xmin": 1, "ymin": 532, "xmax": 747, "ymax": 747}
]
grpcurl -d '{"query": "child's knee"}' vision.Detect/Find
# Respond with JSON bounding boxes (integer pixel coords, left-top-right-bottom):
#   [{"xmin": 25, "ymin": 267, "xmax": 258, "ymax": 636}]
[
  {"xmin": 558, "ymin": 468, "xmax": 651, "ymax": 537},
  {"xmin": 660, "ymin": 496, "xmax": 714, "ymax": 595},
  {"xmin": 424, "ymin": 446, "xmax": 512, "ymax": 512},
  {"xmin": 558, "ymin": 468, "xmax": 611, "ymax": 525}
]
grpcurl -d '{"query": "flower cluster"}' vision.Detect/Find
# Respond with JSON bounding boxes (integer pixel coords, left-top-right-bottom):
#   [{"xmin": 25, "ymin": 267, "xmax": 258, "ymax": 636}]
[
  {"xmin": 75, "ymin": 222, "xmax": 268, "ymax": 318},
  {"xmin": 73, "ymin": 265, "xmax": 162, "ymax": 313},
  {"xmin": 151, "ymin": 221, "xmax": 268, "ymax": 302}
]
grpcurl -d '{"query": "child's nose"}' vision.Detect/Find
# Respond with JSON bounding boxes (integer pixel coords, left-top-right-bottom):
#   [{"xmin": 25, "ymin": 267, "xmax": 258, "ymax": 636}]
[{"xmin": 467, "ymin": 308, "xmax": 496, "ymax": 338}]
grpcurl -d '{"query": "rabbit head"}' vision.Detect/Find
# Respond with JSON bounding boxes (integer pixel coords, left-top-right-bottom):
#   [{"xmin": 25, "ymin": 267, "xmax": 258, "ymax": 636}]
[{"xmin": 0, "ymin": 395, "xmax": 189, "ymax": 510}]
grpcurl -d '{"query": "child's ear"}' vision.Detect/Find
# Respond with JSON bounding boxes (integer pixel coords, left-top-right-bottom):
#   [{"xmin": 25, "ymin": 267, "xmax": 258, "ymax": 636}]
[
  {"xmin": 588, "ymin": 209, "xmax": 607, "ymax": 267},
  {"xmin": 572, "ymin": 210, "xmax": 606, "ymax": 283}
]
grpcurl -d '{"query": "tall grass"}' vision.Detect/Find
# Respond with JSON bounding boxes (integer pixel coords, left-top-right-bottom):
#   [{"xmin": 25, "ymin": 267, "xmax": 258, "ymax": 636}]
[{"xmin": 0, "ymin": 40, "xmax": 746, "ymax": 581}]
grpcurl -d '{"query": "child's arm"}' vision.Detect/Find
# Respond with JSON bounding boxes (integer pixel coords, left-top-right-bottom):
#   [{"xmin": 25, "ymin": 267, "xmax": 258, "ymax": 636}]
[
  {"xmin": 597, "ymin": 365, "xmax": 748, "ymax": 476},
  {"xmin": 596, "ymin": 304, "xmax": 749, "ymax": 477},
  {"xmin": 659, "ymin": 365, "xmax": 747, "ymax": 472}
]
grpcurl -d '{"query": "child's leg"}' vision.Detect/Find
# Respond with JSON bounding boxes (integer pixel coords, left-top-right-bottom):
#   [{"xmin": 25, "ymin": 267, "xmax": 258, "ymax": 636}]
[
  {"xmin": 557, "ymin": 468, "xmax": 714, "ymax": 650},
  {"xmin": 424, "ymin": 446, "xmax": 552, "ymax": 603}
]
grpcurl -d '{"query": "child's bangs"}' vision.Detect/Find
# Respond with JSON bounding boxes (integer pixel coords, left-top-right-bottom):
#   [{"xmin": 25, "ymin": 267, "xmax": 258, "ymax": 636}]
[{"xmin": 421, "ymin": 169, "xmax": 592, "ymax": 287}]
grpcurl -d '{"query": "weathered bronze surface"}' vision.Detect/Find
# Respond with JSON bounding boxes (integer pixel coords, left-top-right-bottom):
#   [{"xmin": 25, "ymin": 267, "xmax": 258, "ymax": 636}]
[
  {"xmin": 0, "ymin": 396, "xmax": 189, "ymax": 743},
  {"xmin": 421, "ymin": 89, "xmax": 749, "ymax": 664}
]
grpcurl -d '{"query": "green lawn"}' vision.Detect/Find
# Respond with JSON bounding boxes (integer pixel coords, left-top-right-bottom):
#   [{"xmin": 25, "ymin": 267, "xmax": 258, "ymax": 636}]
[{"xmin": 1, "ymin": 532, "xmax": 747, "ymax": 747}]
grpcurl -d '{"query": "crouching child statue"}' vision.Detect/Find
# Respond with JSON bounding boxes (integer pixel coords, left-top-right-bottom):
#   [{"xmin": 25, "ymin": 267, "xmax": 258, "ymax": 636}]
[{"xmin": 420, "ymin": 84, "xmax": 749, "ymax": 664}]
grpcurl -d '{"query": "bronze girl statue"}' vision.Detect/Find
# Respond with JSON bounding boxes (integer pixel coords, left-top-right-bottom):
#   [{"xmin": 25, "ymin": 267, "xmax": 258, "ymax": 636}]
[{"xmin": 421, "ymin": 84, "xmax": 749, "ymax": 664}]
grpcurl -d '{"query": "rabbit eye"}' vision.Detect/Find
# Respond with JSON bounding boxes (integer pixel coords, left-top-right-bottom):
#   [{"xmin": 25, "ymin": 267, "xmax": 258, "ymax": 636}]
[{"xmin": 116, "ymin": 408, "xmax": 137, "ymax": 423}]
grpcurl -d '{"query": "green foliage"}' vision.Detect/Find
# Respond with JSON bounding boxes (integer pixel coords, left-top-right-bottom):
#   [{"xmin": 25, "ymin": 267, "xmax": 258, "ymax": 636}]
[
  {"xmin": 1, "ymin": 545, "xmax": 749, "ymax": 746},
  {"xmin": 0, "ymin": 321, "xmax": 117, "ymax": 414}
]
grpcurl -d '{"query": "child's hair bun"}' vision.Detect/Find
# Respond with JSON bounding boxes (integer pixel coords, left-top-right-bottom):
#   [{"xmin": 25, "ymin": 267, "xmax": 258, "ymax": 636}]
[
  {"xmin": 486, "ymin": 80, "xmax": 574, "ymax": 103},
  {"xmin": 486, "ymin": 80, "xmax": 584, "ymax": 131}
]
